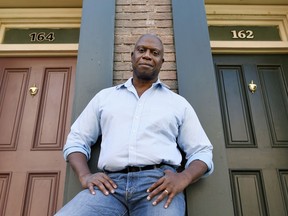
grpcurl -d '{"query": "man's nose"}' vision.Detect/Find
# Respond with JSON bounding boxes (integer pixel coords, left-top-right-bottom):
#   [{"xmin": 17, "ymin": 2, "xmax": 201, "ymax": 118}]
[{"xmin": 142, "ymin": 50, "xmax": 152, "ymax": 59}]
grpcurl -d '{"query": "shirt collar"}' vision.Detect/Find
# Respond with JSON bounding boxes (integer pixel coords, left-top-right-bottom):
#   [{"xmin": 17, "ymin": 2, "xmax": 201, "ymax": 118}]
[{"xmin": 116, "ymin": 77, "xmax": 170, "ymax": 90}]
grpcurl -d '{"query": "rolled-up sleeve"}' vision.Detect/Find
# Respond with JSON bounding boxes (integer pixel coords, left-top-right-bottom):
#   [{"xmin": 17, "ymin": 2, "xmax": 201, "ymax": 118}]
[
  {"xmin": 63, "ymin": 96, "xmax": 101, "ymax": 161},
  {"xmin": 178, "ymin": 104, "xmax": 214, "ymax": 177}
]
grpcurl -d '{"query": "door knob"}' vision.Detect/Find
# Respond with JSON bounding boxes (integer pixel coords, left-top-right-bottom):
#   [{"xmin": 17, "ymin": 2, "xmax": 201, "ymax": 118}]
[
  {"xmin": 29, "ymin": 84, "xmax": 39, "ymax": 96},
  {"xmin": 248, "ymin": 80, "xmax": 257, "ymax": 94}
]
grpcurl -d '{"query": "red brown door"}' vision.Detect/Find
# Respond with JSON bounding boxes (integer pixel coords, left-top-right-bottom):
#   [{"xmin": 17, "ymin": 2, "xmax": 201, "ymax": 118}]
[
  {"xmin": 214, "ymin": 55, "xmax": 288, "ymax": 216},
  {"xmin": 0, "ymin": 58, "xmax": 76, "ymax": 216}
]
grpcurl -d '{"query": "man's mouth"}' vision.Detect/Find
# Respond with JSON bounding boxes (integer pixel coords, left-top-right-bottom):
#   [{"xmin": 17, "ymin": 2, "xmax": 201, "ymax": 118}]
[{"xmin": 139, "ymin": 63, "xmax": 153, "ymax": 67}]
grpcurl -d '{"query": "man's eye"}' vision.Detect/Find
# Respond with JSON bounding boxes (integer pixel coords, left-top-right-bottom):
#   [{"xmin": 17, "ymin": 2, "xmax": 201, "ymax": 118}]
[
  {"xmin": 138, "ymin": 48, "xmax": 145, "ymax": 53},
  {"xmin": 153, "ymin": 51, "xmax": 160, "ymax": 56}
]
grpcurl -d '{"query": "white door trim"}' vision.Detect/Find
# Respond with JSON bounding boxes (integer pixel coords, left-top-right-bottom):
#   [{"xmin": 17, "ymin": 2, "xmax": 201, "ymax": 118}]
[
  {"xmin": 206, "ymin": 5, "xmax": 288, "ymax": 53},
  {"xmin": 0, "ymin": 8, "xmax": 81, "ymax": 56}
]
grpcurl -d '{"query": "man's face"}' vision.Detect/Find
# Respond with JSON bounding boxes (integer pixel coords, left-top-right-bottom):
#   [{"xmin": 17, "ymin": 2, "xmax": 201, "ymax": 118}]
[{"xmin": 131, "ymin": 35, "xmax": 164, "ymax": 81}]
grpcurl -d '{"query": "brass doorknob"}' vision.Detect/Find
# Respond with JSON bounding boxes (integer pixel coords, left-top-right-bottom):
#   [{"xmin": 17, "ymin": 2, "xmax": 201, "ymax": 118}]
[
  {"xmin": 248, "ymin": 80, "xmax": 257, "ymax": 94},
  {"xmin": 29, "ymin": 84, "xmax": 39, "ymax": 96}
]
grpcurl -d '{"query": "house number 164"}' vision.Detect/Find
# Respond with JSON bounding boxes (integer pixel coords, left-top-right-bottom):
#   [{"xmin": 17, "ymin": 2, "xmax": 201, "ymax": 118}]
[
  {"xmin": 29, "ymin": 32, "xmax": 55, "ymax": 42},
  {"xmin": 231, "ymin": 30, "xmax": 254, "ymax": 39}
]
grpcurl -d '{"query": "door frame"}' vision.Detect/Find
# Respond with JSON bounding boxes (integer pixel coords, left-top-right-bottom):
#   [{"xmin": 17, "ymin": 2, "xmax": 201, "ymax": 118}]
[
  {"xmin": 0, "ymin": 8, "xmax": 80, "ymax": 215},
  {"xmin": 207, "ymin": 4, "xmax": 288, "ymax": 216}
]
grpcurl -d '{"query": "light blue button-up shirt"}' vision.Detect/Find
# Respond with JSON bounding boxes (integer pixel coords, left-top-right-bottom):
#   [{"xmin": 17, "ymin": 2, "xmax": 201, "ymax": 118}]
[{"xmin": 64, "ymin": 78, "xmax": 214, "ymax": 176}]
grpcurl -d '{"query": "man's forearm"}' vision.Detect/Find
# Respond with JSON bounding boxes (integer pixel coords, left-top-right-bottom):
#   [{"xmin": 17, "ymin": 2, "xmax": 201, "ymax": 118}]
[
  {"xmin": 67, "ymin": 152, "xmax": 92, "ymax": 183},
  {"xmin": 181, "ymin": 160, "xmax": 208, "ymax": 185}
]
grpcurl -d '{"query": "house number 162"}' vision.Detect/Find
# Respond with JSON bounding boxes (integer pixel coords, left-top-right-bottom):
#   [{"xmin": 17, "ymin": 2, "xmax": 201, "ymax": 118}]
[{"xmin": 231, "ymin": 30, "xmax": 254, "ymax": 39}]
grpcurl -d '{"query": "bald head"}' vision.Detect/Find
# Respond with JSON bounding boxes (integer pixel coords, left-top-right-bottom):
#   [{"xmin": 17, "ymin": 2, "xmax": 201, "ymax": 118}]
[{"xmin": 134, "ymin": 34, "xmax": 164, "ymax": 54}]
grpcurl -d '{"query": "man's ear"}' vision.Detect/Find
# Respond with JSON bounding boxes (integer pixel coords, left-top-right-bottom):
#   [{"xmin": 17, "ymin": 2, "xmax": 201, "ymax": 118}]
[
  {"xmin": 131, "ymin": 52, "xmax": 134, "ymax": 57},
  {"xmin": 162, "ymin": 58, "xmax": 165, "ymax": 63}
]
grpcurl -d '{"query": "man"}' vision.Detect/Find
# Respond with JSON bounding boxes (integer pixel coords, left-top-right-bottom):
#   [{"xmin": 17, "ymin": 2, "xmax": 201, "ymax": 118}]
[{"xmin": 55, "ymin": 34, "xmax": 213, "ymax": 216}]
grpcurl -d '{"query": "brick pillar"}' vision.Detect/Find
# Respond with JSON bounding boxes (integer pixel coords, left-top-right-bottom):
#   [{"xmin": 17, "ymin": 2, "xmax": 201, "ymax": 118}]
[{"xmin": 114, "ymin": 0, "xmax": 178, "ymax": 91}]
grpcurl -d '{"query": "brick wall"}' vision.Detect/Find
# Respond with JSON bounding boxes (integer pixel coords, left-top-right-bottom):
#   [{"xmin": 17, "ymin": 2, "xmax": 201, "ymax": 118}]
[{"xmin": 114, "ymin": 0, "xmax": 178, "ymax": 92}]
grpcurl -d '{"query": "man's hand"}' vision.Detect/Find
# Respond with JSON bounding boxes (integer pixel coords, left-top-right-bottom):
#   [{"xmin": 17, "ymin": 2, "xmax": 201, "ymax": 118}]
[
  {"xmin": 146, "ymin": 160, "xmax": 208, "ymax": 208},
  {"xmin": 146, "ymin": 170, "xmax": 190, "ymax": 208},
  {"xmin": 67, "ymin": 152, "xmax": 117, "ymax": 196},
  {"xmin": 80, "ymin": 172, "xmax": 117, "ymax": 196}
]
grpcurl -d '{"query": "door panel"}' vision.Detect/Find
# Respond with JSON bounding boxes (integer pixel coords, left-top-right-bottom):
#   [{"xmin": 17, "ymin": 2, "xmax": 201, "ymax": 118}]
[
  {"xmin": 230, "ymin": 170, "xmax": 268, "ymax": 216},
  {"xmin": 0, "ymin": 58, "xmax": 76, "ymax": 216},
  {"xmin": 22, "ymin": 172, "xmax": 59, "ymax": 216},
  {"xmin": 0, "ymin": 68, "xmax": 29, "ymax": 150},
  {"xmin": 259, "ymin": 66, "xmax": 288, "ymax": 146},
  {"xmin": 33, "ymin": 68, "xmax": 71, "ymax": 150},
  {"xmin": 216, "ymin": 65, "xmax": 255, "ymax": 147},
  {"xmin": 0, "ymin": 173, "xmax": 11, "ymax": 216},
  {"xmin": 214, "ymin": 55, "xmax": 288, "ymax": 216}
]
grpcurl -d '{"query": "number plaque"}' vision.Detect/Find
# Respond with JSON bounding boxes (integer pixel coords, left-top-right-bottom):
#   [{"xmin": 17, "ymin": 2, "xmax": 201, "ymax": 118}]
[
  {"xmin": 209, "ymin": 25, "xmax": 281, "ymax": 41},
  {"xmin": 3, "ymin": 28, "xmax": 80, "ymax": 44}
]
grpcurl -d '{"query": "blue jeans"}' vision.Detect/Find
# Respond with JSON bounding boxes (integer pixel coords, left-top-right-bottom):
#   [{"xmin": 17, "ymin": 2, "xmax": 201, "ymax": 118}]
[{"xmin": 55, "ymin": 165, "xmax": 185, "ymax": 216}]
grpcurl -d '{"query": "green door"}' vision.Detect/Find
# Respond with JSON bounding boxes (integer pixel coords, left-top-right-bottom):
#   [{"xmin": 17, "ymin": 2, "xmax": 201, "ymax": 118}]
[{"xmin": 214, "ymin": 55, "xmax": 288, "ymax": 216}]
